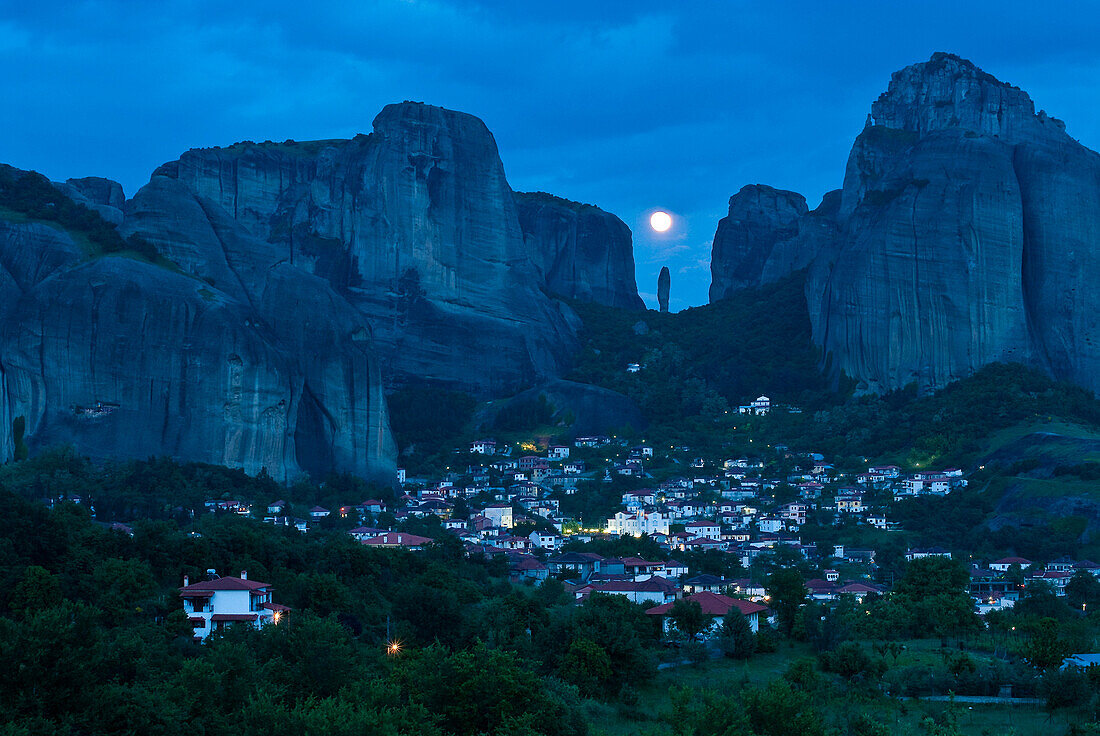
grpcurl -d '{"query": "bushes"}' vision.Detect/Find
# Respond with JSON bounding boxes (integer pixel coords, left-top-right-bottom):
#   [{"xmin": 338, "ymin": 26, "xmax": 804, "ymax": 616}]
[
  {"xmin": 818, "ymin": 642, "xmax": 885, "ymax": 682},
  {"xmin": 0, "ymin": 166, "xmax": 160, "ymax": 261}
]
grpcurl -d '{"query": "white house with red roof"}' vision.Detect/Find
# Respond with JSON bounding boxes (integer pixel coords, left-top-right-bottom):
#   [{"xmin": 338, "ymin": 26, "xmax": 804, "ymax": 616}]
[
  {"xmin": 989, "ymin": 556, "xmax": 1032, "ymax": 572},
  {"xmin": 548, "ymin": 445, "xmax": 570, "ymax": 460},
  {"xmin": 646, "ymin": 591, "xmax": 769, "ymax": 636},
  {"xmin": 685, "ymin": 521, "xmax": 721, "ymax": 540},
  {"xmin": 179, "ymin": 571, "xmax": 289, "ymax": 641}
]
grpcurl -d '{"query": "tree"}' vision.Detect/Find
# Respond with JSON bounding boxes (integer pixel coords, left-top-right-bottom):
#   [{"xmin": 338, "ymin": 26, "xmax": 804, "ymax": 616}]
[
  {"xmin": 766, "ymin": 568, "xmax": 807, "ymax": 637},
  {"xmin": 669, "ymin": 599, "xmax": 706, "ymax": 642},
  {"xmin": 1066, "ymin": 570, "xmax": 1100, "ymax": 612},
  {"xmin": 9, "ymin": 565, "xmax": 62, "ymax": 616},
  {"xmin": 1024, "ymin": 617, "xmax": 1071, "ymax": 670},
  {"xmin": 718, "ymin": 610, "xmax": 756, "ymax": 659},
  {"xmin": 894, "ymin": 556, "xmax": 969, "ymax": 599},
  {"xmin": 538, "ymin": 593, "xmax": 656, "ymax": 697},
  {"xmin": 892, "ymin": 557, "xmax": 980, "ymax": 637},
  {"xmin": 1015, "ymin": 580, "xmax": 1075, "ymax": 621},
  {"xmin": 558, "ymin": 638, "xmax": 612, "ymax": 698}
]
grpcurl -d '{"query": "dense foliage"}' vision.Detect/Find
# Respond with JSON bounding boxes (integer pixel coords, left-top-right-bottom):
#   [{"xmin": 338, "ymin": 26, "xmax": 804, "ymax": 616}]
[
  {"xmin": 386, "ymin": 386, "xmax": 478, "ymax": 452},
  {"xmin": 567, "ymin": 274, "xmax": 847, "ymax": 427},
  {"xmin": 0, "ymin": 454, "xmax": 671, "ymax": 735},
  {"xmin": 771, "ymin": 362, "xmax": 1100, "ymax": 468},
  {"xmin": 0, "ymin": 165, "xmax": 160, "ymax": 261}
]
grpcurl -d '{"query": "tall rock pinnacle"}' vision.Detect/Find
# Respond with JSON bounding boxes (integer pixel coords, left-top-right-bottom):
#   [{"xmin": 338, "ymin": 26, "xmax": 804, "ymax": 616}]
[{"xmin": 658, "ymin": 266, "xmax": 670, "ymax": 313}]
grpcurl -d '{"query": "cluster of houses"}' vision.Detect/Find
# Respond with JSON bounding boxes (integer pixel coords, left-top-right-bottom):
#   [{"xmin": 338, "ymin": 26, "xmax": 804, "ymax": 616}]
[
  {"xmin": 967, "ymin": 555, "xmax": 1100, "ymax": 613},
  {"xmin": 158, "ymin": 421, "xmax": 1098, "ymax": 644},
  {"xmin": 597, "ymin": 451, "xmax": 970, "ymax": 567}
]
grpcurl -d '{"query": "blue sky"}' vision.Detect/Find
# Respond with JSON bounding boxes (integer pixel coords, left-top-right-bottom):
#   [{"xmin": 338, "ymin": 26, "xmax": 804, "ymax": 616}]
[{"xmin": 3, "ymin": 2, "xmax": 1100, "ymax": 309}]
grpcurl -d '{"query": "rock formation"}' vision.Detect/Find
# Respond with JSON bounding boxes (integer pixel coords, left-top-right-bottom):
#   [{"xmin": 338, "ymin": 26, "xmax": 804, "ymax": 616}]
[
  {"xmin": 514, "ymin": 192, "xmax": 644, "ymax": 310},
  {"xmin": 132, "ymin": 103, "xmax": 640, "ymax": 394},
  {"xmin": 709, "ymin": 53, "xmax": 1100, "ymax": 395},
  {"xmin": 1, "ymin": 101, "xmax": 646, "ymax": 476},
  {"xmin": 658, "ymin": 266, "xmax": 670, "ymax": 312},
  {"xmin": 0, "ymin": 166, "xmax": 394, "ymax": 482},
  {"xmin": 709, "ymin": 185, "xmax": 808, "ymax": 302}
]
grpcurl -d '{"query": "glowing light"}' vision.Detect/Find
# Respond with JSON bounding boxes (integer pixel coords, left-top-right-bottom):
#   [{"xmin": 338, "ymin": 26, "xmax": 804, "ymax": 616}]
[
  {"xmin": 649, "ymin": 211, "xmax": 672, "ymax": 232},
  {"xmin": 387, "ymin": 640, "xmax": 402, "ymax": 656}
]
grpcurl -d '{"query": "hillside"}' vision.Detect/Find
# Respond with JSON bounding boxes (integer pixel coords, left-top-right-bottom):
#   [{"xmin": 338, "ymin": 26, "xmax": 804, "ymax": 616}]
[{"xmin": 567, "ymin": 273, "xmax": 846, "ymax": 426}]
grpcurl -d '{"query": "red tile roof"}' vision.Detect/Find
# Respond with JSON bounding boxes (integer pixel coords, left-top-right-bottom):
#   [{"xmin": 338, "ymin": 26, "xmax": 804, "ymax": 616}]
[
  {"xmin": 646, "ymin": 591, "xmax": 768, "ymax": 617},
  {"xmin": 179, "ymin": 576, "xmax": 270, "ymax": 593}
]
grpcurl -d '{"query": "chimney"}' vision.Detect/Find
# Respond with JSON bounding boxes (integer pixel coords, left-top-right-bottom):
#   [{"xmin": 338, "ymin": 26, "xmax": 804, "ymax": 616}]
[
  {"xmin": 241, "ymin": 570, "xmax": 247, "ymax": 580},
  {"xmin": 183, "ymin": 575, "xmax": 189, "ymax": 587}
]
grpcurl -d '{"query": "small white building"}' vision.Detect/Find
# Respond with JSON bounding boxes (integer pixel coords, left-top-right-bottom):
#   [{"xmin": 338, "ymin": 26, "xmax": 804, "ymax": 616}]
[
  {"xmin": 484, "ymin": 504, "xmax": 514, "ymax": 529},
  {"xmin": 606, "ymin": 510, "xmax": 670, "ymax": 537},
  {"xmin": 529, "ymin": 529, "xmax": 563, "ymax": 551},
  {"xmin": 470, "ymin": 439, "xmax": 497, "ymax": 455},
  {"xmin": 758, "ymin": 517, "xmax": 783, "ymax": 533},
  {"xmin": 685, "ymin": 521, "xmax": 722, "ymax": 540},
  {"xmin": 738, "ymin": 396, "xmax": 771, "ymax": 416},
  {"xmin": 548, "ymin": 445, "xmax": 570, "ymax": 460},
  {"xmin": 180, "ymin": 572, "xmax": 289, "ymax": 641}
]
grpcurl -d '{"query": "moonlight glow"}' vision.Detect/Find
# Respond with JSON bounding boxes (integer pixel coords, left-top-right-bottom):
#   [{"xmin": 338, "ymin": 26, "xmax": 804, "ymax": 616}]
[{"xmin": 650, "ymin": 211, "xmax": 672, "ymax": 232}]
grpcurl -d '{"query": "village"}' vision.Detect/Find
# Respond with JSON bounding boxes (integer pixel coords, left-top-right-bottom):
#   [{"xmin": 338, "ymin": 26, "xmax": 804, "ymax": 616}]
[{"xmin": 182, "ymin": 396, "xmax": 1100, "ymax": 645}]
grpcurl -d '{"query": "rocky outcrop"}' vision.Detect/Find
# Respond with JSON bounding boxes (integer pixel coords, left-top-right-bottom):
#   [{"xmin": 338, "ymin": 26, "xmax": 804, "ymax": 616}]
[
  {"xmin": 711, "ymin": 53, "xmax": 1100, "ymax": 395},
  {"xmin": 658, "ymin": 267, "xmax": 670, "ymax": 313},
  {"xmin": 140, "ymin": 103, "xmax": 592, "ymax": 395},
  {"xmin": 709, "ymin": 185, "xmax": 808, "ymax": 302},
  {"xmin": 53, "ymin": 176, "xmax": 126, "ymax": 225},
  {"xmin": 514, "ymin": 192, "xmax": 644, "ymax": 310},
  {"xmin": 0, "ymin": 171, "xmax": 395, "ymax": 482}
]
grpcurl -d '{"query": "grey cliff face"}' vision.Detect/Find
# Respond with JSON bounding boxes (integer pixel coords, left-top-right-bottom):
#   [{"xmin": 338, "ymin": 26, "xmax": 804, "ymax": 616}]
[
  {"xmin": 514, "ymin": 192, "xmax": 644, "ymax": 310},
  {"xmin": 709, "ymin": 184, "xmax": 808, "ymax": 302},
  {"xmin": 145, "ymin": 102, "xmax": 589, "ymax": 395},
  {"xmin": 657, "ymin": 267, "xmax": 670, "ymax": 313},
  {"xmin": 711, "ymin": 52, "xmax": 1100, "ymax": 395},
  {"xmin": 0, "ymin": 170, "xmax": 395, "ymax": 482}
]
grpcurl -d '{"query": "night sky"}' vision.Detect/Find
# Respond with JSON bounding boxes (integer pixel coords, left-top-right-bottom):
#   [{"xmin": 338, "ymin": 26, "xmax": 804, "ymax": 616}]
[{"xmin": 4, "ymin": 2, "xmax": 1100, "ymax": 310}]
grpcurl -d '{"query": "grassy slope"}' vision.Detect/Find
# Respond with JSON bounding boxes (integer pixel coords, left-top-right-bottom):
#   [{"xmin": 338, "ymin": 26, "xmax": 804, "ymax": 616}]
[{"xmin": 591, "ymin": 640, "xmax": 1056, "ymax": 736}]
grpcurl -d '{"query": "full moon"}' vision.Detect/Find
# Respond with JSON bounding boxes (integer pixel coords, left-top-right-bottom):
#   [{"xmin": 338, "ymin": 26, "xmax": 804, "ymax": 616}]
[{"xmin": 650, "ymin": 211, "xmax": 672, "ymax": 232}]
